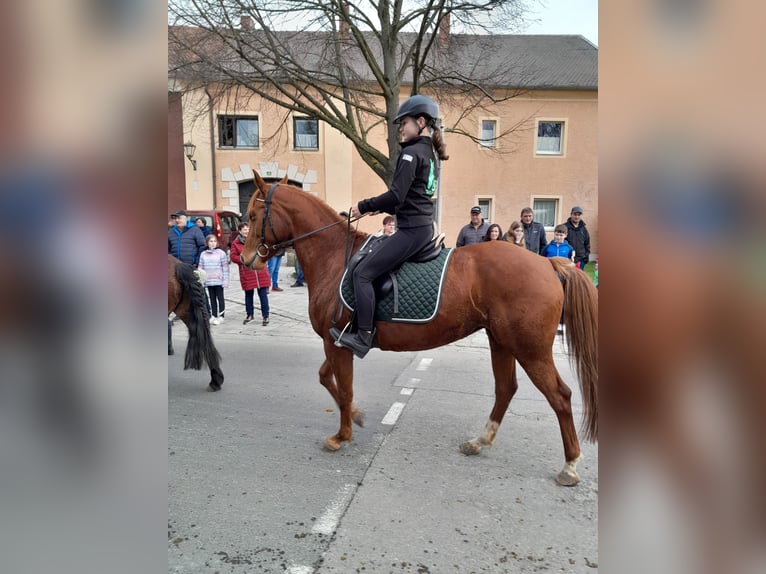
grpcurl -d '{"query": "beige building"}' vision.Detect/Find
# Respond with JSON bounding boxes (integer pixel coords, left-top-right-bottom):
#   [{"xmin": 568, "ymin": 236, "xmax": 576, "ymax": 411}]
[{"xmin": 169, "ymin": 33, "xmax": 597, "ymax": 256}]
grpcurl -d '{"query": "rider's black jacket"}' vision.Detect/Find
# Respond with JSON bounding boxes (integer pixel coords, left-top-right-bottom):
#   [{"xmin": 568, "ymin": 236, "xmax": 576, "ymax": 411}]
[{"xmin": 357, "ymin": 136, "xmax": 435, "ymax": 229}]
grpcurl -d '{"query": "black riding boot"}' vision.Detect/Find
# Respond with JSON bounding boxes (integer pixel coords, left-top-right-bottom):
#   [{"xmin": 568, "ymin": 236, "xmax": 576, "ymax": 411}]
[{"xmin": 331, "ymin": 328, "xmax": 376, "ymax": 359}]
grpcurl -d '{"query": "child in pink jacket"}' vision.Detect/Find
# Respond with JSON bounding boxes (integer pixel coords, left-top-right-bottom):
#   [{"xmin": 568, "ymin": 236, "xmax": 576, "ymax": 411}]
[{"xmin": 198, "ymin": 235, "xmax": 229, "ymax": 324}]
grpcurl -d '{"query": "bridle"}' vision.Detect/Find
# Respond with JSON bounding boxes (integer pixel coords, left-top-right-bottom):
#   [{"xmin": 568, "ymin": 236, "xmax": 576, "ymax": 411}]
[{"xmin": 243, "ymin": 183, "xmax": 367, "ymax": 269}]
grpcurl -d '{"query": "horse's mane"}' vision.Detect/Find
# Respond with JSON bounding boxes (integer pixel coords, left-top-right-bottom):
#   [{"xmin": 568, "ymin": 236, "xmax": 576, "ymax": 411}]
[{"xmin": 277, "ymin": 182, "xmax": 369, "ymax": 241}]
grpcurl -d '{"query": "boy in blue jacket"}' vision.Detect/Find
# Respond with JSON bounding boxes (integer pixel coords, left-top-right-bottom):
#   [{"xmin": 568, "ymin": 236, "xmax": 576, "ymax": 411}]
[
  {"xmin": 543, "ymin": 224, "xmax": 574, "ymax": 335},
  {"xmin": 543, "ymin": 224, "xmax": 575, "ymax": 260}
]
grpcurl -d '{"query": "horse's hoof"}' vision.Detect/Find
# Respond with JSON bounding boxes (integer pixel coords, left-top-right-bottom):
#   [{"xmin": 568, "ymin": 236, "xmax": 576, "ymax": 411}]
[
  {"xmin": 459, "ymin": 441, "xmax": 482, "ymax": 456},
  {"xmin": 555, "ymin": 454, "xmax": 583, "ymax": 486},
  {"xmin": 352, "ymin": 409, "xmax": 365, "ymax": 427},
  {"xmin": 324, "ymin": 436, "xmax": 342, "ymax": 451},
  {"xmin": 207, "ymin": 384, "xmax": 221, "ymax": 392},
  {"xmin": 555, "ymin": 469, "xmax": 580, "ymax": 486},
  {"xmin": 168, "ymin": 349, "xmax": 174, "ymax": 356}
]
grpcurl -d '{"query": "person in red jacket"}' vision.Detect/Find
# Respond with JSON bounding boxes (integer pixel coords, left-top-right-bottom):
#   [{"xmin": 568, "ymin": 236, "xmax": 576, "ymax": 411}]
[{"xmin": 230, "ymin": 222, "xmax": 271, "ymax": 325}]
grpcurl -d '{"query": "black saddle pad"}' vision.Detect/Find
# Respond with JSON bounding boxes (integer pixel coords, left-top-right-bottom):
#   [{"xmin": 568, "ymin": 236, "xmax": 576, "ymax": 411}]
[{"xmin": 339, "ymin": 246, "xmax": 454, "ymax": 323}]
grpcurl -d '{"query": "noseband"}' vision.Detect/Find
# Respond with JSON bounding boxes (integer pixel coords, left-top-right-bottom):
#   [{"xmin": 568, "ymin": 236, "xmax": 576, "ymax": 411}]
[{"xmin": 242, "ymin": 183, "xmax": 366, "ymax": 269}]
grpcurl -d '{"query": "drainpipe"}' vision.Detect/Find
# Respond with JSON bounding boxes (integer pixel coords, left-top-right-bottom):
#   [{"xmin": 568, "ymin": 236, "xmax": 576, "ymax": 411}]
[{"xmin": 205, "ymin": 86, "xmax": 218, "ymax": 209}]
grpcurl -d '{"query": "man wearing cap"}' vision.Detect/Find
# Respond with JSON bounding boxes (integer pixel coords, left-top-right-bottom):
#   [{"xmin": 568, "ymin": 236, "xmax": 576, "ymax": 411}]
[
  {"xmin": 168, "ymin": 210, "xmax": 206, "ymax": 266},
  {"xmin": 564, "ymin": 206, "xmax": 591, "ymax": 269},
  {"xmin": 456, "ymin": 206, "xmax": 490, "ymax": 247}
]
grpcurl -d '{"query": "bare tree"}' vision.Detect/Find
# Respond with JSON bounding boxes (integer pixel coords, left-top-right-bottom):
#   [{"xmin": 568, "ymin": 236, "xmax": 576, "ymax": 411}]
[{"xmin": 168, "ymin": 0, "xmax": 534, "ymax": 184}]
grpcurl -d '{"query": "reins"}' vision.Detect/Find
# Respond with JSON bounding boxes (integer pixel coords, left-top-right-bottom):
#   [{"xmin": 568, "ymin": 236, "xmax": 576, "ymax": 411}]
[{"xmin": 243, "ymin": 183, "xmax": 368, "ymax": 269}]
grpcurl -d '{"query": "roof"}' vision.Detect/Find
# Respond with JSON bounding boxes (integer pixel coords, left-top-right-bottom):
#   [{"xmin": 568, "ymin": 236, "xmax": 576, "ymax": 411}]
[
  {"xmin": 169, "ymin": 27, "xmax": 597, "ymax": 91},
  {"xmin": 442, "ymin": 34, "xmax": 598, "ymax": 90}
]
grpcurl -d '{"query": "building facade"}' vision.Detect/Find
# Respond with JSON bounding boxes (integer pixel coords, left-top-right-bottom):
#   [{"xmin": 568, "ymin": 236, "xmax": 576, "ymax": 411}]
[{"xmin": 168, "ymin": 33, "xmax": 598, "ymax": 256}]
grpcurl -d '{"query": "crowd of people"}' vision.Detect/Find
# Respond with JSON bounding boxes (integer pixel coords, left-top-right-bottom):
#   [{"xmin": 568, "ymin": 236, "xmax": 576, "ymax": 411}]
[
  {"xmin": 456, "ymin": 204, "xmax": 591, "ymax": 268},
  {"xmin": 168, "ymin": 201, "xmax": 593, "ymax": 331},
  {"xmin": 168, "ymin": 210, "xmax": 305, "ymax": 328}
]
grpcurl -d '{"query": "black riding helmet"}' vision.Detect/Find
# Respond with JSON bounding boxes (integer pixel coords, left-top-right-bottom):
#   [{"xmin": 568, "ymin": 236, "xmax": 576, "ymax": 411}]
[{"xmin": 394, "ymin": 94, "xmax": 439, "ymax": 124}]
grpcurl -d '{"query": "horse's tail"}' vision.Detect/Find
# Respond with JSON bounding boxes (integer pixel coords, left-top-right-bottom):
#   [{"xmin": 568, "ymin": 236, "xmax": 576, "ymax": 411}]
[
  {"xmin": 549, "ymin": 258, "xmax": 598, "ymax": 442},
  {"xmin": 174, "ymin": 263, "xmax": 222, "ymax": 374}
]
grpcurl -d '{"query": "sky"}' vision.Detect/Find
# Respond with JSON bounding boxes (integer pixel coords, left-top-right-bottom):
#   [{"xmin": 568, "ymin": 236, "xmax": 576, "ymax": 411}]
[{"xmin": 523, "ymin": 0, "xmax": 598, "ymax": 46}]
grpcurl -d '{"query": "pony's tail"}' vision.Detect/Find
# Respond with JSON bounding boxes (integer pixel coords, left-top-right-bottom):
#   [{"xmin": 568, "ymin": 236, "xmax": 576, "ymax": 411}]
[
  {"xmin": 548, "ymin": 258, "xmax": 598, "ymax": 442},
  {"xmin": 174, "ymin": 263, "xmax": 222, "ymax": 376}
]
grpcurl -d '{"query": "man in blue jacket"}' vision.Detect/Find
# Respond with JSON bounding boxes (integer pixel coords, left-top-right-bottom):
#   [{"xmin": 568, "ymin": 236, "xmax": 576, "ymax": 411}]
[{"xmin": 168, "ymin": 210, "xmax": 205, "ymax": 266}]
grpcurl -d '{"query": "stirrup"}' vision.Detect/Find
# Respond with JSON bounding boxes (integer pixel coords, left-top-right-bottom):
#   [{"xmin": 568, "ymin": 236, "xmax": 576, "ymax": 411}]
[
  {"xmin": 330, "ymin": 324, "xmax": 352, "ymax": 347},
  {"xmin": 334, "ymin": 329, "xmax": 375, "ymax": 359}
]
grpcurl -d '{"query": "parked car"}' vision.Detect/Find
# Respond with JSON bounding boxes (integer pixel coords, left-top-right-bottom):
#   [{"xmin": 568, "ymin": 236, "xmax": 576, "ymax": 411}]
[{"xmin": 184, "ymin": 210, "xmax": 242, "ymax": 259}]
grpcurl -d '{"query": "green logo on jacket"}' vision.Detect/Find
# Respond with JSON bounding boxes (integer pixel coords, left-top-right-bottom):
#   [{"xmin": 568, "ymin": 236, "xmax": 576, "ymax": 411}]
[{"xmin": 426, "ymin": 159, "xmax": 436, "ymax": 196}]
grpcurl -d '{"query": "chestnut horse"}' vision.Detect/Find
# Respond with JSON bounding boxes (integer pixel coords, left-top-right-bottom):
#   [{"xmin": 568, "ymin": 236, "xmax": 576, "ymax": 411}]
[
  {"xmin": 168, "ymin": 255, "xmax": 224, "ymax": 391},
  {"xmin": 241, "ymin": 173, "xmax": 597, "ymax": 485}
]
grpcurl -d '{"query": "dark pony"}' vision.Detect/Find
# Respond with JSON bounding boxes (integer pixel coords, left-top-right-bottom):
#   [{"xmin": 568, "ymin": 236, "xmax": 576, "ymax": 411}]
[
  {"xmin": 168, "ymin": 255, "xmax": 224, "ymax": 391},
  {"xmin": 240, "ymin": 173, "xmax": 597, "ymax": 485}
]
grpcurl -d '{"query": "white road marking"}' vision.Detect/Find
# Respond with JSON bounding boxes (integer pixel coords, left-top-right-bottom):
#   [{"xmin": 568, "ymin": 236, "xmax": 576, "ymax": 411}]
[
  {"xmin": 285, "ymin": 566, "xmax": 314, "ymax": 574},
  {"xmin": 311, "ymin": 483, "xmax": 356, "ymax": 536},
  {"xmin": 400, "ymin": 387, "xmax": 414, "ymax": 395},
  {"xmin": 381, "ymin": 402, "xmax": 406, "ymax": 425},
  {"xmin": 416, "ymin": 358, "xmax": 433, "ymax": 371}
]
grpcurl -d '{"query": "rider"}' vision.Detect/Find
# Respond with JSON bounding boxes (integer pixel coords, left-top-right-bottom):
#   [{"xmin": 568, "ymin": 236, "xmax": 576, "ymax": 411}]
[{"xmin": 334, "ymin": 94, "xmax": 449, "ymax": 358}]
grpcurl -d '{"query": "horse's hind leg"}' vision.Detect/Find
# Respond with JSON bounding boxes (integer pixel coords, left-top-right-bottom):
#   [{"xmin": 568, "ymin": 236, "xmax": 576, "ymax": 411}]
[
  {"xmin": 461, "ymin": 342, "xmax": 518, "ymax": 456},
  {"xmin": 518, "ymin": 353, "xmax": 583, "ymax": 485},
  {"xmin": 168, "ymin": 319, "xmax": 174, "ymax": 355}
]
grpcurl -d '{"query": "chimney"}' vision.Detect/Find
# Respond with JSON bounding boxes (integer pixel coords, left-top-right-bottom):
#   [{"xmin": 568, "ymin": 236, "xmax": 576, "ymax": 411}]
[
  {"xmin": 241, "ymin": 15, "xmax": 252, "ymax": 30},
  {"xmin": 438, "ymin": 13, "xmax": 450, "ymax": 50},
  {"xmin": 339, "ymin": 3, "xmax": 350, "ymax": 39}
]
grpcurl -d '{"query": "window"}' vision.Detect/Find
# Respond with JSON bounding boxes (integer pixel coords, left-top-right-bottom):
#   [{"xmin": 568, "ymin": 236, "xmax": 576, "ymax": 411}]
[
  {"xmin": 479, "ymin": 119, "xmax": 497, "ymax": 148},
  {"xmin": 294, "ymin": 117, "xmax": 319, "ymax": 150},
  {"xmin": 533, "ymin": 198, "xmax": 558, "ymax": 228},
  {"xmin": 478, "ymin": 198, "xmax": 493, "ymax": 222},
  {"xmin": 218, "ymin": 115, "xmax": 259, "ymax": 148},
  {"xmin": 536, "ymin": 120, "xmax": 564, "ymax": 155}
]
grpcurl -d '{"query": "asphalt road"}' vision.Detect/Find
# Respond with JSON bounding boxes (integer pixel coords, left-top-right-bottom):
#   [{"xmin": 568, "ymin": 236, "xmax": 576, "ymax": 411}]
[{"xmin": 168, "ymin": 266, "xmax": 598, "ymax": 573}]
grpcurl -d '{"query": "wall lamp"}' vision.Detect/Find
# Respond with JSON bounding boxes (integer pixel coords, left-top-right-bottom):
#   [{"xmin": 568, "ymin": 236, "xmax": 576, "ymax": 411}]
[{"xmin": 183, "ymin": 141, "xmax": 197, "ymax": 171}]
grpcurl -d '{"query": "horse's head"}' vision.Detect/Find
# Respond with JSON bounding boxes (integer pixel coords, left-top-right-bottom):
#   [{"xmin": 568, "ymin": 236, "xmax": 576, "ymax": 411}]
[{"xmin": 240, "ymin": 172, "xmax": 292, "ymax": 270}]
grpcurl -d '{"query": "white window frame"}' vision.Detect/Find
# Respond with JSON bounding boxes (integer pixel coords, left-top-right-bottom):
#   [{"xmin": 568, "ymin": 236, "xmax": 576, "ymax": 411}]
[
  {"xmin": 292, "ymin": 117, "xmax": 320, "ymax": 151},
  {"xmin": 476, "ymin": 196, "xmax": 495, "ymax": 223},
  {"xmin": 531, "ymin": 195, "xmax": 562, "ymax": 231},
  {"xmin": 534, "ymin": 118, "xmax": 566, "ymax": 156},
  {"xmin": 478, "ymin": 117, "xmax": 498, "ymax": 149},
  {"xmin": 217, "ymin": 114, "xmax": 260, "ymax": 149}
]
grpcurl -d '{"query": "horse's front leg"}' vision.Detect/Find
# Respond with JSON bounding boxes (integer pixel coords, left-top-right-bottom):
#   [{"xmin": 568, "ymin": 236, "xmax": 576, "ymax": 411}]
[
  {"xmin": 318, "ymin": 357, "xmax": 365, "ymax": 428},
  {"xmin": 321, "ymin": 339, "xmax": 359, "ymax": 450}
]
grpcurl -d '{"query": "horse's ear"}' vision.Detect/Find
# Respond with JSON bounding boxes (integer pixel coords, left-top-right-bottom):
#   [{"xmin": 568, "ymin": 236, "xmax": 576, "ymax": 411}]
[
  {"xmin": 253, "ymin": 171, "xmax": 270, "ymax": 195},
  {"xmin": 279, "ymin": 174, "xmax": 288, "ymax": 184}
]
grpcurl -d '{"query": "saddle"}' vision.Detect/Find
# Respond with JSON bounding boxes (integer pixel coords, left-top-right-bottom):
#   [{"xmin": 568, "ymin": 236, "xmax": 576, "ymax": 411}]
[
  {"xmin": 347, "ymin": 226, "xmax": 446, "ymax": 302},
  {"xmin": 339, "ymin": 226, "xmax": 454, "ymax": 324}
]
